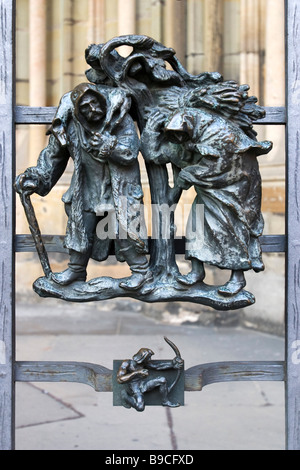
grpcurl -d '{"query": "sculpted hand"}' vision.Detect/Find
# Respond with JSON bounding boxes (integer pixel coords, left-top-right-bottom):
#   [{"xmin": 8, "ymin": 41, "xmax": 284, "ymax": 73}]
[
  {"xmin": 146, "ymin": 110, "xmax": 168, "ymax": 133},
  {"xmin": 90, "ymin": 133, "xmax": 103, "ymax": 149},
  {"xmin": 99, "ymin": 135, "xmax": 117, "ymax": 158},
  {"xmin": 138, "ymin": 369, "xmax": 149, "ymax": 378},
  {"xmin": 15, "ymin": 173, "xmax": 39, "ymax": 195},
  {"xmin": 90, "ymin": 133, "xmax": 117, "ymax": 161},
  {"xmin": 172, "ymin": 357, "xmax": 184, "ymax": 370},
  {"xmin": 176, "ymin": 171, "xmax": 193, "ymax": 190}
]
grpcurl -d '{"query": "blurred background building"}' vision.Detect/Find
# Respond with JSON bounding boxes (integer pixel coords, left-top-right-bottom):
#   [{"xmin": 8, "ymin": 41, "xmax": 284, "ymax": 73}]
[{"xmin": 15, "ymin": 0, "xmax": 286, "ymax": 335}]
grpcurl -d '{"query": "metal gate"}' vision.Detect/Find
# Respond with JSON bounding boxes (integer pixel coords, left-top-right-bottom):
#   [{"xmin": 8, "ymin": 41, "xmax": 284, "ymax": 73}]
[{"xmin": 0, "ymin": 0, "xmax": 299, "ymax": 450}]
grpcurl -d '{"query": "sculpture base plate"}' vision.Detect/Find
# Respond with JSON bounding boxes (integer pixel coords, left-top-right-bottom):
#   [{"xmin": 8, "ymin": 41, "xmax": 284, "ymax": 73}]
[{"xmin": 33, "ymin": 275, "xmax": 255, "ymax": 311}]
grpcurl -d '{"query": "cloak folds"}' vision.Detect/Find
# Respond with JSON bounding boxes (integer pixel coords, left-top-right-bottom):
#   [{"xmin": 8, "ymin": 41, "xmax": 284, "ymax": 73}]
[{"xmin": 142, "ymin": 107, "xmax": 272, "ymax": 272}]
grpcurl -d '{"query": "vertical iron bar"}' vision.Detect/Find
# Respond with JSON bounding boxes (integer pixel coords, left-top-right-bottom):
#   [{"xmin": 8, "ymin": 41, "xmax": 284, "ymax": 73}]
[
  {"xmin": 0, "ymin": 0, "xmax": 16, "ymax": 451},
  {"xmin": 285, "ymin": 0, "xmax": 300, "ymax": 451}
]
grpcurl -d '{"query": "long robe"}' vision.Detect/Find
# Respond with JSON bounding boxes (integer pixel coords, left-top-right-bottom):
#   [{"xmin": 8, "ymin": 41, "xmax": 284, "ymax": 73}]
[
  {"xmin": 24, "ymin": 86, "xmax": 147, "ymax": 262},
  {"xmin": 142, "ymin": 107, "xmax": 272, "ymax": 272}
]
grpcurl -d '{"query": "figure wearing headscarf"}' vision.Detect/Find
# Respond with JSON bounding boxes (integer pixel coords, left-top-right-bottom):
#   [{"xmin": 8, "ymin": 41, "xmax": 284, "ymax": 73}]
[
  {"xmin": 141, "ymin": 107, "xmax": 272, "ymax": 296},
  {"xmin": 16, "ymin": 83, "xmax": 151, "ymax": 291}
]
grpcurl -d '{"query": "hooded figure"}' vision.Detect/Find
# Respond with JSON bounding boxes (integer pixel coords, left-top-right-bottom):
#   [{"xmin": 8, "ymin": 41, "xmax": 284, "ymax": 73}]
[
  {"xmin": 141, "ymin": 106, "xmax": 272, "ymax": 296},
  {"xmin": 16, "ymin": 83, "xmax": 151, "ymax": 291}
]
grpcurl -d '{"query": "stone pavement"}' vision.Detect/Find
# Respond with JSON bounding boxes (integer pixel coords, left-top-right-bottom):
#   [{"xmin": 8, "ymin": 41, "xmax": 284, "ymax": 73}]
[{"xmin": 15, "ymin": 299, "xmax": 285, "ymax": 451}]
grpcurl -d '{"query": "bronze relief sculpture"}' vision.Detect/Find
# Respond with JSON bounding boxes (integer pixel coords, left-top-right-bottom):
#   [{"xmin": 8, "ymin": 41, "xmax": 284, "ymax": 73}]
[
  {"xmin": 114, "ymin": 337, "xmax": 184, "ymax": 411},
  {"xmin": 15, "ymin": 35, "xmax": 272, "ymax": 310}
]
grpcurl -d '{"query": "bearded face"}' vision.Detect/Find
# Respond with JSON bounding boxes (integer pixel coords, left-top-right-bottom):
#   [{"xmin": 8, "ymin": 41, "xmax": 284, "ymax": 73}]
[{"xmin": 78, "ymin": 92, "xmax": 106, "ymax": 123}]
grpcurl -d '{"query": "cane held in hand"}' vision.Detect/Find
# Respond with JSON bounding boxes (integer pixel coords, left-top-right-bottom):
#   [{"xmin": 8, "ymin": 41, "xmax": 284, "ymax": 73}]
[{"xmin": 15, "ymin": 174, "xmax": 52, "ymax": 279}]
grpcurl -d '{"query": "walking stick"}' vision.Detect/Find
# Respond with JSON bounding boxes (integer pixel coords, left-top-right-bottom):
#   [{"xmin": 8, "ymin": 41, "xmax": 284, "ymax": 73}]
[{"xmin": 17, "ymin": 181, "xmax": 52, "ymax": 279}]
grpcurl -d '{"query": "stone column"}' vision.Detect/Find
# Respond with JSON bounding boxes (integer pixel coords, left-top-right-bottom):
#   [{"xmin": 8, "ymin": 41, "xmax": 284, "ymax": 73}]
[
  {"xmin": 204, "ymin": 0, "xmax": 224, "ymax": 73},
  {"xmin": 240, "ymin": 0, "xmax": 261, "ymax": 100},
  {"xmin": 261, "ymin": 0, "xmax": 285, "ymax": 209},
  {"xmin": 151, "ymin": 0, "xmax": 163, "ymax": 43},
  {"xmin": 163, "ymin": 0, "xmax": 187, "ymax": 67},
  {"xmin": 265, "ymin": 0, "xmax": 285, "ymax": 106},
  {"xmin": 118, "ymin": 0, "xmax": 136, "ymax": 56},
  {"xmin": 186, "ymin": 0, "xmax": 204, "ymax": 75},
  {"xmin": 60, "ymin": 0, "xmax": 73, "ymax": 94},
  {"xmin": 29, "ymin": 0, "xmax": 47, "ymax": 165},
  {"xmin": 88, "ymin": 0, "xmax": 106, "ymax": 44}
]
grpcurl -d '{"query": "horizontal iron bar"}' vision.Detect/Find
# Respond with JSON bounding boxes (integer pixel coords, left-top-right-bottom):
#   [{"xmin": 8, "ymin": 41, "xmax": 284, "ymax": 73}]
[
  {"xmin": 15, "ymin": 106, "xmax": 286, "ymax": 125},
  {"xmin": 15, "ymin": 360, "xmax": 285, "ymax": 393},
  {"xmin": 254, "ymin": 106, "xmax": 286, "ymax": 125},
  {"xmin": 14, "ymin": 234, "xmax": 287, "ymax": 254},
  {"xmin": 15, "ymin": 361, "xmax": 113, "ymax": 392},
  {"xmin": 15, "ymin": 234, "xmax": 68, "ymax": 254},
  {"xmin": 259, "ymin": 234, "xmax": 286, "ymax": 253},
  {"xmin": 185, "ymin": 361, "xmax": 286, "ymax": 391},
  {"xmin": 15, "ymin": 106, "xmax": 57, "ymax": 125}
]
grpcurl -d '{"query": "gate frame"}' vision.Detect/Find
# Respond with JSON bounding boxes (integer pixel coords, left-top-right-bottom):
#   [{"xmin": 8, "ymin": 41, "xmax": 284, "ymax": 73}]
[
  {"xmin": 284, "ymin": 0, "xmax": 300, "ymax": 451},
  {"xmin": 0, "ymin": 0, "xmax": 299, "ymax": 451}
]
